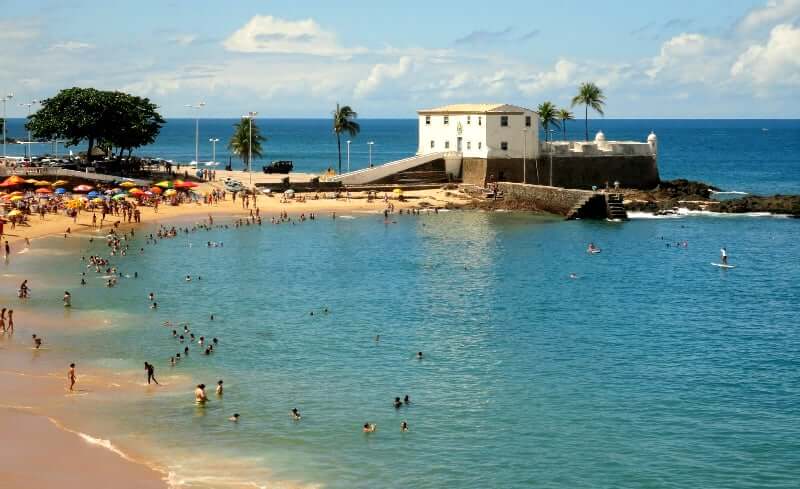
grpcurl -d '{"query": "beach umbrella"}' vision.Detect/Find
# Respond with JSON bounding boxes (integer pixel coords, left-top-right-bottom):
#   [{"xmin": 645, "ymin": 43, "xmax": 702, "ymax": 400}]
[
  {"xmin": 9, "ymin": 195, "xmax": 24, "ymax": 202},
  {"xmin": 36, "ymin": 187, "xmax": 53, "ymax": 194},
  {"xmin": 154, "ymin": 180, "xmax": 172, "ymax": 188},
  {"xmin": 164, "ymin": 189, "xmax": 177, "ymax": 197},
  {"xmin": 149, "ymin": 186, "xmax": 162, "ymax": 194},
  {"xmin": 128, "ymin": 188, "xmax": 144, "ymax": 196},
  {"xmin": 7, "ymin": 209, "xmax": 21, "ymax": 217},
  {"xmin": 8, "ymin": 191, "xmax": 23, "ymax": 197},
  {"xmin": 393, "ymin": 188, "xmax": 403, "ymax": 195},
  {"xmin": 119, "ymin": 181, "xmax": 136, "ymax": 188},
  {"xmin": 1, "ymin": 175, "xmax": 25, "ymax": 187},
  {"xmin": 55, "ymin": 188, "xmax": 67, "ymax": 195},
  {"xmin": 92, "ymin": 197, "xmax": 104, "ymax": 203},
  {"xmin": 111, "ymin": 188, "xmax": 123, "ymax": 194},
  {"xmin": 51, "ymin": 180, "xmax": 68, "ymax": 187},
  {"xmin": 73, "ymin": 184, "xmax": 94, "ymax": 192},
  {"xmin": 112, "ymin": 194, "xmax": 127, "ymax": 200},
  {"xmin": 174, "ymin": 181, "xmax": 199, "ymax": 189},
  {"xmin": 35, "ymin": 180, "xmax": 52, "ymax": 186},
  {"xmin": 87, "ymin": 190, "xmax": 99, "ymax": 198},
  {"xmin": 25, "ymin": 178, "xmax": 39, "ymax": 184}
]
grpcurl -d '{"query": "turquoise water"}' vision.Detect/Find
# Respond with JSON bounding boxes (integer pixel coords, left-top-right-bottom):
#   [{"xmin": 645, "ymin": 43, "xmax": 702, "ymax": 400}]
[{"xmin": 4, "ymin": 210, "xmax": 800, "ymax": 488}]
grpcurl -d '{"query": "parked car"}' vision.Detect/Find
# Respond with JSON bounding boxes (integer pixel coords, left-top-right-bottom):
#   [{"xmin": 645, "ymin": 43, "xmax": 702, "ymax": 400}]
[
  {"xmin": 223, "ymin": 178, "xmax": 246, "ymax": 193},
  {"xmin": 262, "ymin": 160, "xmax": 293, "ymax": 174}
]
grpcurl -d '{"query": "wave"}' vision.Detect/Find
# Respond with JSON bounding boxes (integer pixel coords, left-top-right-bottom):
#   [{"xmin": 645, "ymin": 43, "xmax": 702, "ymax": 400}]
[
  {"xmin": 710, "ymin": 190, "xmax": 749, "ymax": 196},
  {"xmin": 628, "ymin": 207, "xmax": 789, "ymax": 219}
]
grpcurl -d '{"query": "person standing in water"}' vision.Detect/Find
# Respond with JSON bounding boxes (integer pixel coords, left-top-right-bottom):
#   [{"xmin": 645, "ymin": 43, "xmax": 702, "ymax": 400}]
[
  {"xmin": 63, "ymin": 291, "xmax": 72, "ymax": 307},
  {"xmin": 145, "ymin": 362, "xmax": 159, "ymax": 385},
  {"xmin": 720, "ymin": 247, "xmax": 728, "ymax": 265},
  {"xmin": 6, "ymin": 310, "xmax": 13, "ymax": 333},
  {"xmin": 68, "ymin": 363, "xmax": 77, "ymax": 391},
  {"xmin": 195, "ymin": 384, "xmax": 208, "ymax": 404}
]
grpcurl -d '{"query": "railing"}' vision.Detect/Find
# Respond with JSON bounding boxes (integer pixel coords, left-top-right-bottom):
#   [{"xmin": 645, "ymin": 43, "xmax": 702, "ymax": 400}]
[
  {"xmin": 0, "ymin": 166, "xmax": 150, "ymax": 185},
  {"xmin": 324, "ymin": 152, "xmax": 449, "ymax": 184}
]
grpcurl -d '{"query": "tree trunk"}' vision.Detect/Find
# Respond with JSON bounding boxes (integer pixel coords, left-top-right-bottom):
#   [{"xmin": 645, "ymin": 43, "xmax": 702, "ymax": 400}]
[
  {"xmin": 336, "ymin": 132, "xmax": 342, "ymax": 174},
  {"xmin": 86, "ymin": 136, "xmax": 94, "ymax": 163},
  {"xmin": 584, "ymin": 105, "xmax": 588, "ymax": 141}
]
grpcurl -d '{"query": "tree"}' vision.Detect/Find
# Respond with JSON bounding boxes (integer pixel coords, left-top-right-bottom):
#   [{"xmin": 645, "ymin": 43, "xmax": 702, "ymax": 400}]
[
  {"xmin": 332, "ymin": 103, "xmax": 360, "ymax": 174},
  {"xmin": 571, "ymin": 82, "xmax": 606, "ymax": 141},
  {"xmin": 557, "ymin": 108, "xmax": 574, "ymax": 140},
  {"xmin": 228, "ymin": 117, "xmax": 266, "ymax": 170},
  {"xmin": 25, "ymin": 87, "xmax": 164, "ymax": 162},
  {"xmin": 537, "ymin": 102, "xmax": 560, "ymax": 142}
]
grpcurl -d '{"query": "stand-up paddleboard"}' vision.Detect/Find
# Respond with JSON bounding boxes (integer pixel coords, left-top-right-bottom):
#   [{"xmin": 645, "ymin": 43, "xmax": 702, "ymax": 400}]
[
  {"xmin": 588, "ymin": 249, "xmax": 602, "ymax": 254},
  {"xmin": 711, "ymin": 263, "xmax": 736, "ymax": 269}
]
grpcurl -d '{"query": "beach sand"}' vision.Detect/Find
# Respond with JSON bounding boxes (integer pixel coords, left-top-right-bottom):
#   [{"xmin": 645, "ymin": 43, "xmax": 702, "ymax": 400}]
[{"xmin": 0, "ymin": 180, "xmax": 474, "ymax": 488}]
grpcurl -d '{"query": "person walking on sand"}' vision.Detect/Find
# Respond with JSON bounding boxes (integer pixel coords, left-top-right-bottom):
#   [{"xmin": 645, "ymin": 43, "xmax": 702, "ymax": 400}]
[
  {"xmin": 68, "ymin": 363, "xmax": 76, "ymax": 391},
  {"xmin": 145, "ymin": 362, "xmax": 159, "ymax": 385},
  {"xmin": 6, "ymin": 309, "xmax": 13, "ymax": 333},
  {"xmin": 0, "ymin": 308, "xmax": 6, "ymax": 333}
]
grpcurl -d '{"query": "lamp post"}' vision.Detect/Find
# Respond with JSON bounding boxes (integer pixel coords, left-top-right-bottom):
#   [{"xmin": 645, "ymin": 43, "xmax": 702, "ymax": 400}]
[
  {"xmin": 522, "ymin": 129, "xmax": 527, "ymax": 184},
  {"xmin": 367, "ymin": 141, "xmax": 374, "ymax": 168},
  {"xmin": 548, "ymin": 129, "xmax": 555, "ymax": 187},
  {"xmin": 19, "ymin": 99, "xmax": 38, "ymax": 159},
  {"xmin": 242, "ymin": 111, "xmax": 258, "ymax": 184},
  {"xmin": 208, "ymin": 138, "xmax": 219, "ymax": 166},
  {"xmin": 185, "ymin": 102, "xmax": 206, "ymax": 167},
  {"xmin": 346, "ymin": 140, "xmax": 351, "ymax": 172},
  {"xmin": 1, "ymin": 93, "xmax": 13, "ymax": 159}
]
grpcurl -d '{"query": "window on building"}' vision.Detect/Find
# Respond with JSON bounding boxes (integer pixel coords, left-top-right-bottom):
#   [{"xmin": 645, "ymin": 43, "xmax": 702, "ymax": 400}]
[
  {"xmin": 467, "ymin": 116, "xmax": 471, "ymax": 125},
  {"xmin": 478, "ymin": 142, "xmax": 482, "ymax": 149},
  {"xmin": 478, "ymin": 117, "xmax": 482, "ymax": 126},
  {"xmin": 500, "ymin": 116, "xmax": 509, "ymax": 127},
  {"xmin": 525, "ymin": 116, "xmax": 531, "ymax": 127},
  {"xmin": 430, "ymin": 140, "xmax": 435, "ymax": 149},
  {"xmin": 425, "ymin": 116, "xmax": 431, "ymax": 125},
  {"xmin": 445, "ymin": 141, "xmax": 450, "ymax": 149},
  {"xmin": 467, "ymin": 141, "xmax": 471, "ymax": 150},
  {"xmin": 443, "ymin": 116, "xmax": 449, "ymax": 125},
  {"xmin": 500, "ymin": 141, "xmax": 508, "ymax": 151}
]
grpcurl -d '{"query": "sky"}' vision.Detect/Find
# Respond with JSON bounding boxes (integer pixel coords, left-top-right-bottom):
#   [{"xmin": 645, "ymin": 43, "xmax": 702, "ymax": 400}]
[{"xmin": 1, "ymin": 0, "xmax": 799, "ymax": 118}]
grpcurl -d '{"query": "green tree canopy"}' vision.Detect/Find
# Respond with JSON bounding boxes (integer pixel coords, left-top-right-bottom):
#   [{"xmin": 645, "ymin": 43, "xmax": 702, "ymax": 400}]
[
  {"xmin": 557, "ymin": 108, "xmax": 574, "ymax": 140},
  {"xmin": 228, "ymin": 117, "xmax": 266, "ymax": 169},
  {"xmin": 332, "ymin": 103, "xmax": 360, "ymax": 174},
  {"xmin": 537, "ymin": 101, "xmax": 560, "ymax": 142},
  {"xmin": 571, "ymin": 82, "xmax": 606, "ymax": 141},
  {"xmin": 25, "ymin": 87, "xmax": 164, "ymax": 162}
]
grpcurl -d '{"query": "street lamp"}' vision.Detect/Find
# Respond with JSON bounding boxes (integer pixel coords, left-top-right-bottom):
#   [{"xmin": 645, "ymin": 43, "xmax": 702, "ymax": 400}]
[
  {"xmin": 185, "ymin": 102, "xmax": 206, "ymax": 167},
  {"xmin": 548, "ymin": 129, "xmax": 555, "ymax": 187},
  {"xmin": 346, "ymin": 140, "xmax": 351, "ymax": 172},
  {"xmin": 208, "ymin": 138, "xmax": 219, "ymax": 166},
  {"xmin": 522, "ymin": 129, "xmax": 527, "ymax": 184},
  {"xmin": 19, "ymin": 99, "xmax": 38, "ymax": 159},
  {"xmin": 367, "ymin": 141, "xmax": 374, "ymax": 168},
  {"xmin": 242, "ymin": 111, "xmax": 258, "ymax": 184},
  {"xmin": 1, "ymin": 93, "xmax": 13, "ymax": 159}
]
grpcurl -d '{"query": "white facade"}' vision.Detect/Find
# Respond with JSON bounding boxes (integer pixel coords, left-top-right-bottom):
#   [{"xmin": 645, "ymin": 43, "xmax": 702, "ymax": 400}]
[
  {"xmin": 417, "ymin": 104, "xmax": 540, "ymax": 160},
  {"xmin": 546, "ymin": 131, "xmax": 658, "ymax": 157}
]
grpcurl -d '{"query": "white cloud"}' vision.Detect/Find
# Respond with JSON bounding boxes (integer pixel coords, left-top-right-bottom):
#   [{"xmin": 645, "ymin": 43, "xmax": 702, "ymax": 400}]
[
  {"xmin": 0, "ymin": 20, "xmax": 39, "ymax": 41},
  {"xmin": 169, "ymin": 34, "xmax": 197, "ymax": 46},
  {"xmin": 646, "ymin": 33, "xmax": 727, "ymax": 83},
  {"xmin": 731, "ymin": 23, "xmax": 800, "ymax": 86},
  {"xmin": 223, "ymin": 15, "xmax": 365, "ymax": 57},
  {"xmin": 49, "ymin": 41, "xmax": 95, "ymax": 51},
  {"xmin": 354, "ymin": 56, "xmax": 413, "ymax": 97},
  {"xmin": 517, "ymin": 59, "xmax": 578, "ymax": 95},
  {"xmin": 737, "ymin": 0, "xmax": 800, "ymax": 33}
]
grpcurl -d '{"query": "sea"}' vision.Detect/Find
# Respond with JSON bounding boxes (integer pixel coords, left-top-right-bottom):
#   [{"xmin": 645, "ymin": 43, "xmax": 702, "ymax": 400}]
[
  {"xmin": 2, "ymin": 118, "xmax": 800, "ymax": 488},
  {"xmin": 3, "ymin": 118, "xmax": 800, "ymax": 194}
]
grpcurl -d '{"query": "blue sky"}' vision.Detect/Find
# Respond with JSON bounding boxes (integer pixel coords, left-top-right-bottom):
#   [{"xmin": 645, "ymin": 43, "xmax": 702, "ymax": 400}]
[{"xmin": 1, "ymin": 0, "xmax": 799, "ymax": 117}]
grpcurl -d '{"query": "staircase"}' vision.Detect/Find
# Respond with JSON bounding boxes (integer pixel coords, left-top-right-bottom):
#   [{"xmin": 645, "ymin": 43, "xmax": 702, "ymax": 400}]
[
  {"xmin": 605, "ymin": 193, "xmax": 628, "ymax": 220},
  {"xmin": 566, "ymin": 194, "xmax": 605, "ymax": 220}
]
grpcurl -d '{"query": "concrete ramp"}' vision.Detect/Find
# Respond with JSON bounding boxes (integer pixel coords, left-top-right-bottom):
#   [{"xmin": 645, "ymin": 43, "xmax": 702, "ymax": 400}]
[{"xmin": 327, "ymin": 153, "xmax": 447, "ymax": 185}]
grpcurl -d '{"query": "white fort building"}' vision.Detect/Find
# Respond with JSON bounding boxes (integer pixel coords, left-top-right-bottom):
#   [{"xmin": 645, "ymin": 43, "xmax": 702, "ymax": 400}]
[{"xmin": 331, "ymin": 103, "xmax": 659, "ymax": 189}]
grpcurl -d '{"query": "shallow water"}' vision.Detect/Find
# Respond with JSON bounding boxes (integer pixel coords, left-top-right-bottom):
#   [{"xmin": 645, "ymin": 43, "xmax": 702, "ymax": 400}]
[{"xmin": 3, "ymin": 210, "xmax": 799, "ymax": 488}]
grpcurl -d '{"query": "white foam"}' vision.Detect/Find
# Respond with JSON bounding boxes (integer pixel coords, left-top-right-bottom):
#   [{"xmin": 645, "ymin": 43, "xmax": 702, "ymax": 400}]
[
  {"xmin": 628, "ymin": 207, "xmax": 788, "ymax": 219},
  {"xmin": 710, "ymin": 190, "xmax": 749, "ymax": 196},
  {"xmin": 77, "ymin": 431, "xmax": 132, "ymax": 460}
]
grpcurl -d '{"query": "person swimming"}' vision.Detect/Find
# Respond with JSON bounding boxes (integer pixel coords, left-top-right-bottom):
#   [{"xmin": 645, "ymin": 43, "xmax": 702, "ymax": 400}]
[
  {"xmin": 404, "ymin": 395, "xmax": 410, "ymax": 404},
  {"xmin": 216, "ymin": 380, "xmax": 223, "ymax": 396},
  {"xmin": 416, "ymin": 351, "xmax": 423, "ymax": 359},
  {"xmin": 363, "ymin": 423, "xmax": 376, "ymax": 433},
  {"xmin": 394, "ymin": 397, "xmax": 403, "ymax": 409},
  {"xmin": 63, "ymin": 291, "xmax": 71, "ymax": 307},
  {"xmin": 229, "ymin": 413, "xmax": 240, "ymax": 422},
  {"xmin": 400, "ymin": 421, "xmax": 409, "ymax": 432},
  {"xmin": 290, "ymin": 408, "xmax": 301, "ymax": 420},
  {"xmin": 185, "ymin": 275, "xmax": 192, "ymax": 282}
]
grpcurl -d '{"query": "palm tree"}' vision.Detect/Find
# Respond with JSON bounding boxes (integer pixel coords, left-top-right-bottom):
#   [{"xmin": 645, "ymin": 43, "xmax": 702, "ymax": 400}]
[
  {"xmin": 571, "ymin": 82, "xmax": 606, "ymax": 141},
  {"xmin": 332, "ymin": 103, "xmax": 360, "ymax": 174},
  {"xmin": 228, "ymin": 118, "xmax": 266, "ymax": 170},
  {"xmin": 557, "ymin": 108, "xmax": 574, "ymax": 140},
  {"xmin": 537, "ymin": 101, "xmax": 560, "ymax": 142}
]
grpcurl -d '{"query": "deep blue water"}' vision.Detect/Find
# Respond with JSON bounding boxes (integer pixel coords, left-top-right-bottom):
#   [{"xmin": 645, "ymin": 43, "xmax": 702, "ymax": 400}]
[
  {"xmin": 4, "ymin": 118, "xmax": 799, "ymax": 195},
  {"xmin": 4, "ymin": 210, "xmax": 799, "ymax": 488}
]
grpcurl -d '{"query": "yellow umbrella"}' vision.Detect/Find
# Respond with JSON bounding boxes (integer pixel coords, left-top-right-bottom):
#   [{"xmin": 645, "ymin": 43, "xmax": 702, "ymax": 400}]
[
  {"xmin": 164, "ymin": 189, "xmax": 177, "ymax": 196},
  {"xmin": 120, "ymin": 181, "xmax": 136, "ymax": 188},
  {"xmin": 35, "ymin": 180, "xmax": 52, "ymax": 186},
  {"xmin": 51, "ymin": 180, "xmax": 68, "ymax": 187},
  {"xmin": 92, "ymin": 197, "xmax": 104, "ymax": 203},
  {"xmin": 155, "ymin": 180, "xmax": 172, "ymax": 188},
  {"xmin": 8, "ymin": 191, "xmax": 23, "ymax": 197},
  {"xmin": 25, "ymin": 178, "xmax": 39, "ymax": 184},
  {"xmin": 10, "ymin": 195, "xmax": 24, "ymax": 202},
  {"xmin": 7, "ymin": 209, "xmax": 21, "ymax": 217},
  {"xmin": 393, "ymin": 188, "xmax": 403, "ymax": 195}
]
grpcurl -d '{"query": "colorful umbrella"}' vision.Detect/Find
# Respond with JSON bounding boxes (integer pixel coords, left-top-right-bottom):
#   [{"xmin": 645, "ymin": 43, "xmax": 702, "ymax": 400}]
[
  {"xmin": 1, "ymin": 176, "xmax": 25, "ymax": 187},
  {"xmin": 149, "ymin": 186, "xmax": 162, "ymax": 194},
  {"xmin": 128, "ymin": 188, "xmax": 144, "ymax": 195},
  {"xmin": 73, "ymin": 185, "xmax": 94, "ymax": 193},
  {"xmin": 55, "ymin": 188, "xmax": 67, "ymax": 195},
  {"xmin": 36, "ymin": 187, "xmax": 53, "ymax": 194},
  {"xmin": 154, "ymin": 180, "xmax": 172, "ymax": 188},
  {"xmin": 112, "ymin": 194, "xmax": 127, "ymax": 200},
  {"xmin": 87, "ymin": 191, "xmax": 99, "ymax": 198},
  {"xmin": 7, "ymin": 209, "xmax": 21, "ymax": 217},
  {"xmin": 8, "ymin": 191, "xmax": 23, "ymax": 197},
  {"xmin": 164, "ymin": 189, "xmax": 177, "ymax": 197},
  {"xmin": 92, "ymin": 197, "xmax": 104, "ymax": 203},
  {"xmin": 51, "ymin": 180, "xmax": 68, "ymax": 187},
  {"xmin": 25, "ymin": 178, "xmax": 39, "ymax": 184},
  {"xmin": 119, "ymin": 181, "xmax": 136, "ymax": 188},
  {"xmin": 9, "ymin": 195, "xmax": 24, "ymax": 202},
  {"xmin": 35, "ymin": 180, "xmax": 52, "ymax": 186},
  {"xmin": 174, "ymin": 181, "xmax": 199, "ymax": 189}
]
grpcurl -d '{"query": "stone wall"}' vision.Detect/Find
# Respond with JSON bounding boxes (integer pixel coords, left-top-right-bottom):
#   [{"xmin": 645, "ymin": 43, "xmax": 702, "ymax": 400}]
[
  {"xmin": 498, "ymin": 182, "xmax": 594, "ymax": 216},
  {"xmin": 462, "ymin": 155, "xmax": 660, "ymax": 190}
]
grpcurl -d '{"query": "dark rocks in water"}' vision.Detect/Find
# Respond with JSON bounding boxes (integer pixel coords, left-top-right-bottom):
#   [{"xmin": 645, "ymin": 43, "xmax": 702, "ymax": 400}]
[
  {"xmin": 655, "ymin": 179, "xmax": 720, "ymax": 200},
  {"xmin": 712, "ymin": 195, "xmax": 800, "ymax": 216}
]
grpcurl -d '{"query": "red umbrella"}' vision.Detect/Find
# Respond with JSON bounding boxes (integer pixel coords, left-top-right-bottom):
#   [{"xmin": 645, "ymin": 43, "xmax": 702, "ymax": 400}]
[
  {"xmin": 36, "ymin": 187, "xmax": 53, "ymax": 194},
  {"xmin": 174, "ymin": 181, "xmax": 199, "ymax": 189},
  {"xmin": 1, "ymin": 176, "xmax": 26, "ymax": 187},
  {"xmin": 149, "ymin": 186, "xmax": 163, "ymax": 194},
  {"xmin": 73, "ymin": 184, "xmax": 94, "ymax": 192}
]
